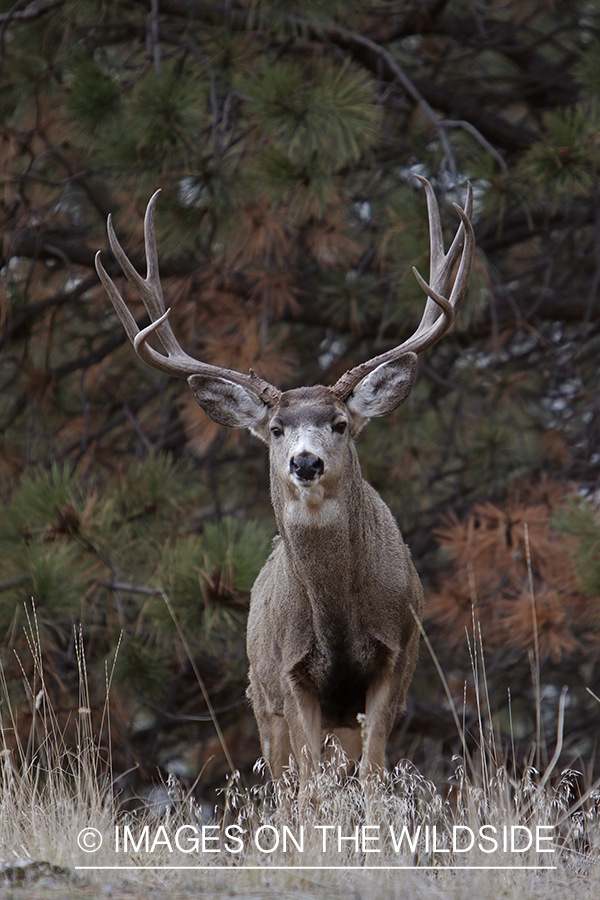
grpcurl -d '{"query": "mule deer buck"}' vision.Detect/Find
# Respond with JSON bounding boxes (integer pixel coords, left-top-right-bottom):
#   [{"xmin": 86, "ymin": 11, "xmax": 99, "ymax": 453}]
[{"xmin": 96, "ymin": 177, "xmax": 474, "ymax": 803}]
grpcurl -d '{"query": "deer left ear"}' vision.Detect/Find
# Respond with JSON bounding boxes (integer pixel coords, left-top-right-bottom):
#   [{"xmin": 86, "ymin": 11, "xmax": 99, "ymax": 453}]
[{"xmin": 346, "ymin": 353, "xmax": 418, "ymax": 422}]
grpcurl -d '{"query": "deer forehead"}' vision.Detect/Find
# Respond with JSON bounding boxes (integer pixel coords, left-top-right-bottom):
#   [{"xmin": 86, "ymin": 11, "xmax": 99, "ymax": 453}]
[{"xmin": 270, "ymin": 387, "xmax": 348, "ymax": 430}]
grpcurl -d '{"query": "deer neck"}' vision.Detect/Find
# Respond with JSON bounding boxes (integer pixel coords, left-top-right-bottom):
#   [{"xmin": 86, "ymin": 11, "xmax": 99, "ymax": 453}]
[{"xmin": 270, "ymin": 447, "xmax": 367, "ymax": 621}]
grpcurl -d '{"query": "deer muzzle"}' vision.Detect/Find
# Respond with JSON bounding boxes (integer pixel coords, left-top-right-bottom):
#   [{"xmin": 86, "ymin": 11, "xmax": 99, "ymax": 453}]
[{"xmin": 290, "ymin": 453, "xmax": 324, "ymax": 482}]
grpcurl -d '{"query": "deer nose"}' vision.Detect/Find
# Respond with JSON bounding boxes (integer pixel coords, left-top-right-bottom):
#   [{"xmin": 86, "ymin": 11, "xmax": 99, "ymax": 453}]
[{"xmin": 290, "ymin": 453, "xmax": 324, "ymax": 482}]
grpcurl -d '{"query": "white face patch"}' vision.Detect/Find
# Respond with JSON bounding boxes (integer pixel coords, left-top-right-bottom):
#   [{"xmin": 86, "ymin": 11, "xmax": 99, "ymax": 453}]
[
  {"xmin": 272, "ymin": 424, "xmax": 347, "ymax": 486},
  {"xmin": 267, "ymin": 390, "xmax": 353, "ymax": 527}
]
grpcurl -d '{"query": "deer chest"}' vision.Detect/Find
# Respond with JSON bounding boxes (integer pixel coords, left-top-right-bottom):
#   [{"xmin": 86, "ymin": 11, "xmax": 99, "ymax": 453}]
[{"xmin": 293, "ymin": 633, "xmax": 392, "ymax": 729}]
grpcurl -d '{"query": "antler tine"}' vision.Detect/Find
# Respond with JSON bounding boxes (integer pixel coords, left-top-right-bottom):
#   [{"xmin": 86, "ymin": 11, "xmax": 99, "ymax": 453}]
[
  {"xmin": 412, "ymin": 175, "xmax": 473, "ymax": 336},
  {"xmin": 331, "ymin": 178, "xmax": 474, "ymax": 402},
  {"xmin": 95, "ymin": 194, "xmax": 282, "ymax": 405},
  {"xmin": 105, "ymin": 189, "xmax": 181, "ymax": 361}
]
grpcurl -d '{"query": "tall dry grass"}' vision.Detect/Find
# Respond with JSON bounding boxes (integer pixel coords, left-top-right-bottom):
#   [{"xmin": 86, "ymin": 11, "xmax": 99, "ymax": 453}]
[{"xmin": 0, "ymin": 600, "xmax": 599, "ymax": 899}]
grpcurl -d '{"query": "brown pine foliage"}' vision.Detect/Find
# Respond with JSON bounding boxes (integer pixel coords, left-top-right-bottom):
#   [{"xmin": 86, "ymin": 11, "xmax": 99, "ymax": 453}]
[{"xmin": 427, "ymin": 479, "xmax": 596, "ymax": 663}]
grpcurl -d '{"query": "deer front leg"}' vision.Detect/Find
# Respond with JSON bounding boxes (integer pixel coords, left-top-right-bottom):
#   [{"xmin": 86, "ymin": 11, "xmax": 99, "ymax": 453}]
[
  {"xmin": 358, "ymin": 672, "xmax": 399, "ymax": 824},
  {"xmin": 360, "ymin": 676, "xmax": 397, "ymax": 778},
  {"xmin": 283, "ymin": 674, "xmax": 322, "ymax": 808},
  {"xmin": 359, "ymin": 634, "xmax": 420, "ymax": 791},
  {"xmin": 248, "ymin": 669, "xmax": 293, "ymax": 781},
  {"xmin": 257, "ymin": 712, "xmax": 293, "ymax": 782}
]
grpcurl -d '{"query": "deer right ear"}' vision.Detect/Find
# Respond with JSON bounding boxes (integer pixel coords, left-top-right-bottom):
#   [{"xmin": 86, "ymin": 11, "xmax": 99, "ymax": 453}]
[{"xmin": 188, "ymin": 375, "xmax": 271, "ymax": 441}]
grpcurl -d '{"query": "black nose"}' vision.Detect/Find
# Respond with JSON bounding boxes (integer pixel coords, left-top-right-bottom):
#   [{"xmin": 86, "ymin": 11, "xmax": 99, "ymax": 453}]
[{"xmin": 290, "ymin": 454, "xmax": 324, "ymax": 481}]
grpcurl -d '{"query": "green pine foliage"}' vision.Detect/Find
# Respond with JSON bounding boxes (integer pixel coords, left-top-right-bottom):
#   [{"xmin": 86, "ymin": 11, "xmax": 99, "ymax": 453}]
[
  {"xmin": 520, "ymin": 104, "xmax": 600, "ymax": 200},
  {"xmin": 576, "ymin": 38, "xmax": 600, "ymax": 97},
  {"xmin": 106, "ymin": 66, "xmax": 209, "ymax": 176},
  {"xmin": 555, "ymin": 500, "xmax": 600, "ymax": 598},
  {"xmin": 244, "ymin": 59, "xmax": 381, "ymax": 169},
  {"xmin": 64, "ymin": 57, "xmax": 123, "ymax": 146},
  {"xmin": 0, "ymin": 455, "xmax": 273, "ymax": 722}
]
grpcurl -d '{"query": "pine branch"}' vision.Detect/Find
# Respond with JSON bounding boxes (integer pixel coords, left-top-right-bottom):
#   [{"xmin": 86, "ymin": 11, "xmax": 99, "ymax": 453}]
[
  {"xmin": 7, "ymin": 228, "xmax": 204, "ymax": 277},
  {"xmin": 50, "ymin": 330, "xmax": 133, "ymax": 377},
  {"xmin": 101, "ymin": 580, "xmax": 158, "ymax": 595},
  {"xmin": 0, "ymin": 0, "xmax": 61, "ymax": 24},
  {"xmin": 477, "ymin": 203, "xmax": 596, "ymax": 252},
  {"xmin": 436, "ymin": 14, "xmax": 580, "ymax": 107},
  {"xmin": 57, "ymin": 384, "xmax": 169, "ymax": 462},
  {"xmin": 159, "ymin": 1, "xmax": 537, "ymax": 152},
  {"xmin": 0, "ymin": 275, "xmax": 98, "ymax": 350},
  {"xmin": 321, "ymin": 24, "xmax": 459, "ymax": 179}
]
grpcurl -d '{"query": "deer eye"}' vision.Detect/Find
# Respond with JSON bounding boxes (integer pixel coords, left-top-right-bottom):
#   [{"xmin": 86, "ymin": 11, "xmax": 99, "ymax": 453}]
[
  {"xmin": 271, "ymin": 425, "xmax": 284, "ymax": 438},
  {"xmin": 332, "ymin": 421, "xmax": 347, "ymax": 435}
]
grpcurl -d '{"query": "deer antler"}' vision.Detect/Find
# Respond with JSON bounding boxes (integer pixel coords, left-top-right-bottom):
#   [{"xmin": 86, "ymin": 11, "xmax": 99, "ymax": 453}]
[
  {"xmin": 97, "ymin": 179, "xmax": 473, "ymax": 409},
  {"xmin": 94, "ymin": 190, "xmax": 282, "ymax": 407},
  {"xmin": 330, "ymin": 176, "xmax": 474, "ymax": 401}
]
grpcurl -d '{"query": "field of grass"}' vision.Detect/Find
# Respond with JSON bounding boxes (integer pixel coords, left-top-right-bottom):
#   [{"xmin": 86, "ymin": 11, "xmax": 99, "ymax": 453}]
[{"xmin": 0, "ymin": 609, "xmax": 598, "ymax": 900}]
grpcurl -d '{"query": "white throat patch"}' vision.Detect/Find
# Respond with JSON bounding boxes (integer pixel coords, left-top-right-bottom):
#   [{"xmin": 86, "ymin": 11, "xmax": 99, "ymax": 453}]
[{"xmin": 284, "ymin": 483, "xmax": 341, "ymax": 527}]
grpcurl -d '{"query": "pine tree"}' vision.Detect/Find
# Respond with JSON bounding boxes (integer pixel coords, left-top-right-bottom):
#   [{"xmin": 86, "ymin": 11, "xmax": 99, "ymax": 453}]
[{"xmin": 2, "ymin": 0, "xmax": 600, "ymax": 785}]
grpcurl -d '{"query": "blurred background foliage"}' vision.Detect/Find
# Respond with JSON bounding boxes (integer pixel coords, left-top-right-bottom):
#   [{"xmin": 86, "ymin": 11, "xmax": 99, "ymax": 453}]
[{"xmin": 1, "ymin": 0, "xmax": 600, "ymax": 798}]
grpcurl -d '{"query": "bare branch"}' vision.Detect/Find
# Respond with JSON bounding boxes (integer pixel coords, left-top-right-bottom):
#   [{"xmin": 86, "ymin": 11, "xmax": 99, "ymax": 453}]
[{"xmin": 444, "ymin": 119, "xmax": 509, "ymax": 174}]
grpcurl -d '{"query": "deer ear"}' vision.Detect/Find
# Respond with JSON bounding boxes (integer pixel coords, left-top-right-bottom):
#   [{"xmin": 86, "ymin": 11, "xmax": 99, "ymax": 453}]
[
  {"xmin": 188, "ymin": 374, "xmax": 271, "ymax": 441},
  {"xmin": 346, "ymin": 353, "xmax": 418, "ymax": 423}
]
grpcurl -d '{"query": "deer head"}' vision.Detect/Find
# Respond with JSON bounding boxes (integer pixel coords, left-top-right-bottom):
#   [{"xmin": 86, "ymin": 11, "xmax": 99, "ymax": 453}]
[{"xmin": 95, "ymin": 177, "xmax": 474, "ymax": 478}]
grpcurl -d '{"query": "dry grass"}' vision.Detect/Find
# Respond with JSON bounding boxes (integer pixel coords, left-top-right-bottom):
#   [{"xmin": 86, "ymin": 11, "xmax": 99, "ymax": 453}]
[{"xmin": 0, "ymin": 607, "xmax": 599, "ymax": 899}]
